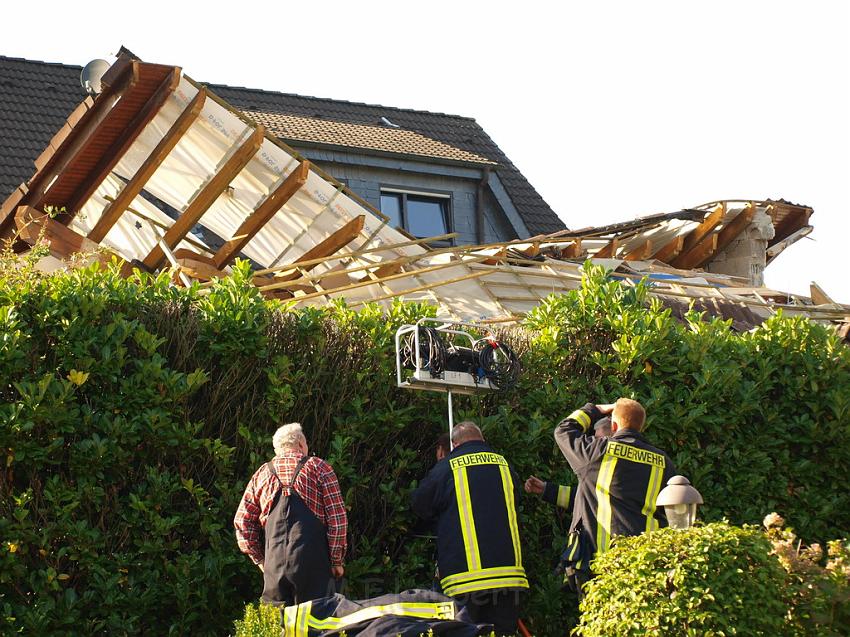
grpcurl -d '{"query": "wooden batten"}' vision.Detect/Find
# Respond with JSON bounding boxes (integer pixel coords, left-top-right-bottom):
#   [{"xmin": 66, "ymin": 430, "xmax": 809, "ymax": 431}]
[
  {"xmin": 212, "ymin": 160, "xmax": 310, "ymax": 268},
  {"xmin": 272, "ymin": 215, "xmax": 366, "ymax": 282},
  {"xmin": 88, "ymin": 88, "xmax": 207, "ymax": 243},
  {"xmin": 810, "ymin": 282, "xmax": 836, "ymax": 306},
  {"xmin": 142, "ymin": 125, "xmax": 265, "ymax": 270},
  {"xmin": 67, "ymin": 68, "xmax": 182, "ymax": 215}
]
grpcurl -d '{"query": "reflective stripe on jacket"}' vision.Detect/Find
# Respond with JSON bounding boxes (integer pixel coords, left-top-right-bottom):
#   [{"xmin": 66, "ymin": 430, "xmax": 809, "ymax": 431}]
[
  {"xmin": 411, "ymin": 440, "xmax": 528, "ymax": 597},
  {"xmin": 554, "ymin": 404, "xmax": 677, "ymax": 572}
]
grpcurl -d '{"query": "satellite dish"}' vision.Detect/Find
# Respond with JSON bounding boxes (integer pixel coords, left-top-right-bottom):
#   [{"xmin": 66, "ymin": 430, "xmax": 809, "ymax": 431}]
[{"xmin": 80, "ymin": 59, "xmax": 111, "ymax": 95}]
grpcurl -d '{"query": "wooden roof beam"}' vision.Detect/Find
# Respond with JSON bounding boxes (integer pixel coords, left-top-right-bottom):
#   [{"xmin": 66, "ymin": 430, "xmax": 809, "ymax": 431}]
[
  {"xmin": 24, "ymin": 64, "xmax": 140, "ymax": 210},
  {"xmin": 15, "ymin": 206, "xmax": 119, "ymax": 265},
  {"xmin": 67, "ymin": 68, "xmax": 181, "ymax": 215},
  {"xmin": 594, "ymin": 238, "xmax": 618, "ymax": 259},
  {"xmin": 675, "ymin": 234, "xmax": 719, "ymax": 270},
  {"xmin": 142, "ymin": 125, "xmax": 265, "ymax": 270},
  {"xmin": 88, "ymin": 87, "xmax": 207, "ymax": 243},
  {"xmin": 212, "ymin": 160, "xmax": 310, "ymax": 268},
  {"xmin": 651, "ymin": 235, "xmax": 685, "ymax": 262},
  {"xmin": 272, "ymin": 215, "xmax": 366, "ymax": 282},
  {"xmin": 624, "ymin": 239, "xmax": 652, "ymax": 261},
  {"xmin": 670, "ymin": 204, "xmax": 725, "ymax": 268},
  {"xmin": 560, "ymin": 239, "xmax": 582, "ymax": 260},
  {"xmin": 692, "ymin": 208, "xmax": 756, "ymax": 269}
]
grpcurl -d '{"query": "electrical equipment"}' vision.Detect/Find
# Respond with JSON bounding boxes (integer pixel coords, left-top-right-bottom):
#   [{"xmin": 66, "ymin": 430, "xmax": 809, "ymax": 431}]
[{"xmin": 395, "ymin": 319, "xmax": 520, "ymax": 396}]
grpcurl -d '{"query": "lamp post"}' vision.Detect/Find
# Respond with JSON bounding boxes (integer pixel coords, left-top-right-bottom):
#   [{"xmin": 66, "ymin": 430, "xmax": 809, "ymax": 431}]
[{"xmin": 656, "ymin": 475, "xmax": 703, "ymax": 529}]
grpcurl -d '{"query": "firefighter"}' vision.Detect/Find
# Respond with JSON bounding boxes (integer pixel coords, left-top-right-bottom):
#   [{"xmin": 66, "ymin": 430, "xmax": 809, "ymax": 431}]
[
  {"xmin": 555, "ymin": 399, "xmax": 677, "ymax": 596},
  {"xmin": 234, "ymin": 423, "xmax": 348, "ymax": 605},
  {"xmin": 411, "ymin": 421, "xmax": 527, "ymax": 636}
]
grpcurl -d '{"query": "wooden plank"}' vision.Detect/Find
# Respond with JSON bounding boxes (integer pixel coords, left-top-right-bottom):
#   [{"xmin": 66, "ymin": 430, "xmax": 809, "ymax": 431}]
[
  {"xmin": 692, "ymin": 208, "xmax": 755, "ymax": 269},
  {"xmin": 24, "ymin": 65, "xmax": 139, "ymax": 209},
  {"xmin": 67, "ymin": 68, "xmax": 182, "ymax": 215},
  {"xmin": 594, "ymin": 238, "xmax": 618, "ymax": 258},
  {"xmin": 651, "ymin": 235, "xmax": 684, "ymax": 262},
  {"xmin": 88, "ymin": 87, "xmax": 207, "ymax": 242},
  {"xmin": 810, "ymin": 282, "xmax": 836, "ymax": 306},
  {"xmin": 671, "ymin": 204, "xmax": 725, "ymax": 268},
  {"xmin": 15, "ymin": 206, "xmax": 111, "ymax": 262},
  {"xmin": 142, "ymin": 125, "xmax": 265, "ymax": 270},
  {"xmin": 560, "ymin": 239, "xmax": 582, "ymax": 259},
  {"xmin": 177, "ymin": 256, "xmax": 226, "ymax": 282},
  {"xmin": 345, "ymin": 271, "xmax": 492, "ymax": 309},
  {"xmin": 675, "ymin": 234, "xmax": 719, "ymax": 270},
  {"xmin": 273, "ymin": 215, "xmax": 366, "ymax": 282},
  {"xmin": 624, "ymin": 240, "xmax": 652, "ymax": 261},
  {"xmin": 212, "ymin": 160, "xmax": 310, "ymax": 268}
]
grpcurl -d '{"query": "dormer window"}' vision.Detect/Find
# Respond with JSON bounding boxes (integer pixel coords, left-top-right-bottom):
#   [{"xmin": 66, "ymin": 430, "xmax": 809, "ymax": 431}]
[{"xmin": 380, "ymin": 188, "xmax": 451, "ymax": 241}]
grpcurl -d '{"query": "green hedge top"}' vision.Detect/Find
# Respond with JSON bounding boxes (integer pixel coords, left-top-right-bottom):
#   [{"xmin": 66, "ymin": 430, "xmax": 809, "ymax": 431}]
[{"xmin": 0, "ymin": 258, "xmax": 848, "ymax": 636}]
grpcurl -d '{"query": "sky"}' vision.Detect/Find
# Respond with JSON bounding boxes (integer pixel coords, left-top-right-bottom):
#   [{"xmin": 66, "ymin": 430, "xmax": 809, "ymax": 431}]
[{"xmin": 5, "ymin": 1, "xmax": 849, "ymax": 300}]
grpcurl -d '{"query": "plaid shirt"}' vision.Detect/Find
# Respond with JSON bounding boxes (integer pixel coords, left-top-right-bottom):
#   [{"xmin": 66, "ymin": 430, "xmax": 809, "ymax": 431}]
[{"xmin": 234, "ymin": 451, "xmax": 348, "ymax": 567}]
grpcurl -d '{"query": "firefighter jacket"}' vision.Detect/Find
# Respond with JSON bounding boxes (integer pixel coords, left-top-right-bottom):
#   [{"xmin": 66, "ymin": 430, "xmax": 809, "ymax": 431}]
[
  {"xmin": 555, "ymin": 404, "xmax": 677, "ymax": 573},
  {"xmin": 411, "ymin": 440, "xmax": 528, "ymax": 598},
  {"xmin": 542, "ymin": 481, "xmax": 574, "ymax": 510},
  {"xmin": 281, "ymin": 589, "xmax": 490, "ymax": 636}
]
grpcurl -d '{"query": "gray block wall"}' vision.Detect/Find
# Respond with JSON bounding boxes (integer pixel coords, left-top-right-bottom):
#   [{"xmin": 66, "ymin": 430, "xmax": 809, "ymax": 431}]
[{"xmin": 292, "ymin": 147, "xmax": 520, "ymax": 245}]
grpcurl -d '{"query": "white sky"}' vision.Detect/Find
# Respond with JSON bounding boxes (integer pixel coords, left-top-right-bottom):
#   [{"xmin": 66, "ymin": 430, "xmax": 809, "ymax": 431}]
[{"xmin": 5, "ymin": 1, "xmax": 849, "ymax": 300}]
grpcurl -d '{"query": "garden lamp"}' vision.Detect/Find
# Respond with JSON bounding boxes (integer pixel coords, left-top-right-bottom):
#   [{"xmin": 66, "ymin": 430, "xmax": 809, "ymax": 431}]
[{"xmin": 656, "ymin": 475, "xmax": 703, "ymax": 529}]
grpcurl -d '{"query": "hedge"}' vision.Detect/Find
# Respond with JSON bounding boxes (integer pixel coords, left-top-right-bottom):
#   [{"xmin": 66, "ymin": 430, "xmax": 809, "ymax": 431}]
[{"xmin": 1, "ymin": 254, "xmax": 848, "ymax": 635}]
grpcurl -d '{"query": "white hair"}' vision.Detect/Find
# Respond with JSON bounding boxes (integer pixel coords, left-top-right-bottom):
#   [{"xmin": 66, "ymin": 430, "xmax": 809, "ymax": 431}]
[{"xmin": 273, "ymin": 423, "xmax": 305, "ymax": 456}]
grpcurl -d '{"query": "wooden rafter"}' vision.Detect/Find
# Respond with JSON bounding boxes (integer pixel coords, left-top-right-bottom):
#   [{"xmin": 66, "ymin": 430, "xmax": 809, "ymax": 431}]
[
  {"xmin": 15, "ymin": 206, "xmax": 116, "ymax": 264},
  {"xmin": 651, "ymin": 235, "xmax": 685, "ymax": 262},
  {"xmin": 88, "ymin": 87, "xmax": 207, "ymax": 242},
  {"xmin": 594, "ymin": 238, "xmax": 618, "ymax": 259},
  {"xmin": 671, "ymin": 204, "xmax": 725, "ymax": 268},
  {"xmin": 212, "ymin": 160, "xmax": 310, "ymax": 268},
  {"xmin": 624, "ymin": 240, "xmax": 652, "ymax": 261},
  {"xmin": 67, "ymin": 68, "xmax": 182, "ymax": 215},
  {"xmin": 692, "ymin": 208, "xmax": 755, "ymax": 269},
  {"xmin": 142, "ymin": 125, "xmax": 265, "ymax": 270},
  {"xmin": 273, "ymin": 215, "xmax": 366, "ymax": 282},
  {"xmin": 560, "ymin": 239, "xmax": 582, "ymax": 259},
  {"xmin": 675, "ymin": 234, "xmax": 719, "ymax": 270}
]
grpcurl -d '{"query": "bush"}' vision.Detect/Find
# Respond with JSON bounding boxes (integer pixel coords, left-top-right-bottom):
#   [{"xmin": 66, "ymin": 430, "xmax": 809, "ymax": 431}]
[
  {"xmin": 233, "ymin": 602, "xmax": 279, "ymax": 637},
  {"xmin": 0, "ymin": 257, "xmax": 848, "ymax": 635},
  {"xmin": 764, "ymin": 513, "xmax": 850, "ymax": 636},
  {"xmin": 576, "ymin": 522, "xmax": 789, "ymax": 636}
]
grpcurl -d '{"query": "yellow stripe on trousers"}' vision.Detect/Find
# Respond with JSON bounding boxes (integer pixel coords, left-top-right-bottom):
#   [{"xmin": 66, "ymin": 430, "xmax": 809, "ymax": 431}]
[
  {"xmin": 595, "ymin": 454, "xmax": 618, "ymax": 554},
  {"xmin": 453, "ymin": 465, "xmax": 481, "ymax": 570},
  {"xmin": 642, "ymin": 464, "xmax": 664, "ymax": 533},
  {"xmin": 498, "ymin": 464, "xmax": 522, "ymax": 567}
]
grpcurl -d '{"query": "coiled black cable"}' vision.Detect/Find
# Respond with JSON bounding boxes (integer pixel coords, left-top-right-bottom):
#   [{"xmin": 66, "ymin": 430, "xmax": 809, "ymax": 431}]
[
  {"xmin": 474, "ymin": 338, "xmax": 520, "ymax": 391},
  {"xmin": 401, "ymin": 327, "xmax": 447, "ymax": 378}
]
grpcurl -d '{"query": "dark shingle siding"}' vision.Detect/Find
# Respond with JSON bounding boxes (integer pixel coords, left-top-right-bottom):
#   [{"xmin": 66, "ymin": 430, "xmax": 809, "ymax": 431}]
[{"xmin": 0, "ymin": 55, "xmax": 565, "ymax": 236}]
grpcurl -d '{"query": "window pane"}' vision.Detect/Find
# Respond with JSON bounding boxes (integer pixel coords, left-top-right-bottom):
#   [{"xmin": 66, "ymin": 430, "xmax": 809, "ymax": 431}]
[
  {"xmin": 407, "ymin": 196, "xmax": 448, "ymax": 238},
  {"xmin": 380, "ymin": 193, "xmax": 403, "ymax": 229}
]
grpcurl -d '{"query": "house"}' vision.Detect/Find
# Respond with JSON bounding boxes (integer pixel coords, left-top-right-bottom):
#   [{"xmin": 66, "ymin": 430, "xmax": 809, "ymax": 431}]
[{"xmin": 0, "ymin": 51, "xmax": 565, "ymax": 251}]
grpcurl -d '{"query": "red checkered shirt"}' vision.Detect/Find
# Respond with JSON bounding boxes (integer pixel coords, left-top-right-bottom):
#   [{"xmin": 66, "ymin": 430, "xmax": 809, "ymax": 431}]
[{"xmin": 234, "ymin": 451, "xmax": 348, "ymax": 567}]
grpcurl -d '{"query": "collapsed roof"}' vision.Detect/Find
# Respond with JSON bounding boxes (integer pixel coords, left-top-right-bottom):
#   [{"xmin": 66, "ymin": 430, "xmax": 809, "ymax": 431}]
[{"xmin": 1, "ymin": 55, "xmax": 846, "ymax": 332}]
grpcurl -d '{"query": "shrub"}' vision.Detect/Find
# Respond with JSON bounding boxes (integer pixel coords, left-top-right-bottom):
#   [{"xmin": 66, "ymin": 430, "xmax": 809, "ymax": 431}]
[
  {"xmin": 764, "ymin": 513, "xmax": 850, "ymax": 636},
  {"xmin": 0, "ymin": 257, "xmax": 848, "ymax": 635},
  {"xmin": 576, "ymin": 522, "xmax": 789, "ymax": 636},
  {"xmin": 233, "ymin": 602, "xmax": 279, "ymax": 637}
]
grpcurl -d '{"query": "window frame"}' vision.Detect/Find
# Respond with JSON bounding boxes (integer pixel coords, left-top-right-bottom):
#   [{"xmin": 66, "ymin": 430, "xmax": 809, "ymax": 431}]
[{"xmin": 379, "ymin": 185, "xmax": 454, "ymax": 246}]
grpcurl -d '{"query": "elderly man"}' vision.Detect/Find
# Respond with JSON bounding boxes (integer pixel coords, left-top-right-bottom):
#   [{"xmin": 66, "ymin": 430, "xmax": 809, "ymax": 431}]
[
  {"xmin": 412, "ymin": 421, "xmax": 527, "ymax": 636},
  {"xmin": 555, "ymin": 399, "xmax": 676, "ymax": 596},
  {"xmin": 234, "ymin": 422, "xmax": 348, "ymax": 605}
]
